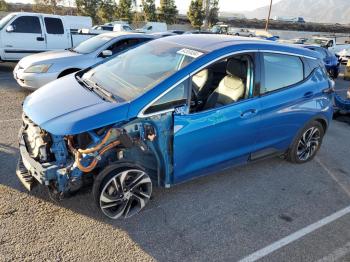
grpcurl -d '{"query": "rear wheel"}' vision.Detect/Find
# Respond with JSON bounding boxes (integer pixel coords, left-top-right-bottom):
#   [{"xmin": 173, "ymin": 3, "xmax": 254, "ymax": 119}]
[
  {"xmin": 287, "ymin": 121, "xmax": 324, "ymax": 163},
  {"xmin": 93, "ymin": 163, "xmax": 152, "ymax": 219}
]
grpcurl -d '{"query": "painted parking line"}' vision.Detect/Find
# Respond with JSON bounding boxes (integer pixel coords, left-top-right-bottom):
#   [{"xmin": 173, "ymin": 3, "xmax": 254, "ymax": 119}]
[{"xmin": 238, "ymin": 206, "xmax": 350, "ymax": 262}]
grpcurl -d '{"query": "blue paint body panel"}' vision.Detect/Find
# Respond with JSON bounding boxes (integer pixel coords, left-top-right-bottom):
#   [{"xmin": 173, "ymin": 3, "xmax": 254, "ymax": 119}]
[{"xmin": 22, "ymin": 35, "xmax": 333, "ymax": 187}]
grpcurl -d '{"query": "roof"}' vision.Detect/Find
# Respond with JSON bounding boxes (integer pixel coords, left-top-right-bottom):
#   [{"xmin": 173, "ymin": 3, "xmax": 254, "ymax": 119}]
[
  {"xmin": 98, "ymin": 31, "xmax": 153, "ymax": 39},
  {"xmin": 160, "ymin": 34, "xmax": 321, "ymax": 59}
]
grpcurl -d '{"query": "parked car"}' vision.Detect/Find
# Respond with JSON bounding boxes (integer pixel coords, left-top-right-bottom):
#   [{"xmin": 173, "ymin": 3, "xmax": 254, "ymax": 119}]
[
  {"xmin": 211, "ymin": 23, "xmax": 229, "ymax": 34},
  {"xmin": 17, "ymin": 35, "xmax": 334, "ymax": 219},
  {"xmin": 305, "ymin": 36, "xmax": 350, "ymax": 63},
  {"xmin": 302, "ymin": 45, "xmax": 340, "ymax": 78},
  {"xmin": 0, "ymin": 12, "xmax": 93, "ymax": 61},
  {"xmin": 184, "ymin": 30, "xmax": 214, "ymax": 34},
  {"xmin": 136, "ymin": 22, "xmax": 167, "ymax": 33},
  {"xmin": 13, "ymin": 32, "xmax": 154, "ymax": 90},
  {"xmin": 337, "ymin": 48, "xmax": 350, "ymax": 64},
  {"xmin": 82, "ymin": 23, "xmax": 134, "ymax": 35},
  {"xmin": 228, "ymin": 28, "xmax": 255, "ymax": 37},
  {"xmin": 344, "ymin": 60, "xmax": 350, "ymax": 81}
]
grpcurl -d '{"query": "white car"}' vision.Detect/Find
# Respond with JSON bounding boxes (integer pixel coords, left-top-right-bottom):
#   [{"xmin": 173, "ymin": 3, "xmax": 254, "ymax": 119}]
[
  {"xmin": 13, "ymin": 32, "xmax": 154, "ymax": 90},
  {"xmin": 228, "ymin": 28, "xmax": 255, "ymax": 37},
  {"xmin": 0, "ymin": 12, "xmax": 92, "ymax": 61},
  {"xmin": 135, "ymin": 22, "xmax": 167, "ymax": 33},
  {"xmin": 338, "ymin": 49, "xmax": 350, "ymax": 64}
]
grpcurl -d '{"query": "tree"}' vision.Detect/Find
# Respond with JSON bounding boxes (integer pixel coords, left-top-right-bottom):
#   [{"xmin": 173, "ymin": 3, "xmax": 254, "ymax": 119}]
[
  {"xmin": 187, "ymin": 0, "xmax": 204, "ymax": 30},
  {"xmin": 97, "ymin": 0, "xmax": 117, "ymax": 23},
  {"xmin": 141, "ymin": 0, "xmax": 157, "ymax": 22},
  {"xmin": 116, "ymin": 0, "xmax": 132, "ymax": 23},
  {"xmin": 0, "ymin": 0, "xmax": 8, "ymax": 11},
  {"xmin": 157, "ymin": 0, "xmax": 178, "ymax": 24},
  {"xmin": 76, "ymin": 0, "xmax": 101, "ymax": 24},
  {"xmin": 207, "ymin": 0, "xmax": 219, "ymax": 27},
  {"xmin": 33, "ymin": 0, "xmax": 63, "ymax": 14}
]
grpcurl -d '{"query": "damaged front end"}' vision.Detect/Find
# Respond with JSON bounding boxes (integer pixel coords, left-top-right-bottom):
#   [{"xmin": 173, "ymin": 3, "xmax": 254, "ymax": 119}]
[{"xmin": 17, "ymin": 112, "xmax": 170, "ymax": 203}]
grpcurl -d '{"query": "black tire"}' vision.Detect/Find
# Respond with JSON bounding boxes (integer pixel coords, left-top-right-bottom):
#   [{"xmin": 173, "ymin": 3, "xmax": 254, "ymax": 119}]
[
  {"xmin": 287, "ymin": 121, "xmax": 324, "ymax": 164},
  {"xmin": 92, "ymin": 162, "xmax": 152, "ymax": 219},
  {"xmin": 235, "ymin": 33, "xmax": 239, "ymax": 36}
]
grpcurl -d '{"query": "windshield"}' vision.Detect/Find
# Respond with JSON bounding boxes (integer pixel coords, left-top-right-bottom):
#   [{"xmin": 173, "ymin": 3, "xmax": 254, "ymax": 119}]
[
  {"xmin": 305, "ymin": 38, "xmax": 329, "ymax": 47},
  {"xmin": 73, "ymin": 35, "xmax": 114, "ymax": 54},
  {"xmin": 0, "ymin": 14, "xmax": 16, "ymax": 31},
  {"xmin": 83, "ymin": 40, "xmax": 205, "ymax": 102}
]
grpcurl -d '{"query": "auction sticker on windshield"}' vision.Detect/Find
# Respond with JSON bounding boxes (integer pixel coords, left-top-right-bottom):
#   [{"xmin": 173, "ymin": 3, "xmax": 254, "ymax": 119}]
[{"xmin": 177, "ymin": 48, "xmax": 204, "ymax": 58}]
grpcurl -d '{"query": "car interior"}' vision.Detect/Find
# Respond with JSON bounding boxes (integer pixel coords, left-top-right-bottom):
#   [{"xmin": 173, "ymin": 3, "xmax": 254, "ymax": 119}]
[{"xmin": 190, "ymin": 54, "xmax": 254, "ymax": 113}]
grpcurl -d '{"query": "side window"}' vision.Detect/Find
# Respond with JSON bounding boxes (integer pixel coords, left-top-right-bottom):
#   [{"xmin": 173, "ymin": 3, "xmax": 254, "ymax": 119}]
[
  {"xmin": 44, "ymin": 18, "xmax": 64, "ymax": 34},
  {"xmin": 190, "ymin": 54, "xmax": 255, "ymax": 113},
  {"xmin": 107, "ymin": 39, "xmax": 143, "ymax": 55},
  {"xmin": 123, "ymin": 25, "xmax": 132, "ymax": 31},
  {"xmin": 261, "ymin": 53, "xmax": 304, "ymax": 94},
  {"xmin": 144, "ymin": 80, "xmax": 189, "ymax": 115},
  {"xmin": 11, "ymin": 16, "xmax": 41, "ymax": 34}
]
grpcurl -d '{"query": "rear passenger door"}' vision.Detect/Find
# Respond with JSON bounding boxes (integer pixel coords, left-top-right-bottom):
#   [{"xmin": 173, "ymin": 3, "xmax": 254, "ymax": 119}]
[
  {"xmin": 2, "ymin": 14, "xmax": 45, "ymax": 60},
  {"xmin": 44, "ymin": 17, "xmax": 67, "ymax": 50},
  {"xmin": 255, "ymin": 52, "xmax": 329, "ymax": 154}
]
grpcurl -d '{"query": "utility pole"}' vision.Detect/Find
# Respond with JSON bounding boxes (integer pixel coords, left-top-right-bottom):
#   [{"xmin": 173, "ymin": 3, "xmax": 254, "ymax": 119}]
[
  {"xmin": 203, "ymin": 0, "xmax": 210, "ymax": 29},
  {"xmin": 265, "ymin": 0, "xmax": 273, "ymax": 31}
]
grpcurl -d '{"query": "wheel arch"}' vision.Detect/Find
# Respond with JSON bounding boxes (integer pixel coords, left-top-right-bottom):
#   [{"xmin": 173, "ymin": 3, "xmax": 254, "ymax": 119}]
[
  {"xmin": 57, "ymin": 68, "xmax": 81, "ymax": 78},
  {"xmin": 290, "ymin": 114, "xmax": 329, "ymax": 150}
]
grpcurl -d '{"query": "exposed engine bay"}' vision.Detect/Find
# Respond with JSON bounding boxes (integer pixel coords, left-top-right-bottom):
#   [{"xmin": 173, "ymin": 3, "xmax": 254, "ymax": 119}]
[{"xmin": 17, "ymin": 113, "xmax": 169, "ymax": 201}]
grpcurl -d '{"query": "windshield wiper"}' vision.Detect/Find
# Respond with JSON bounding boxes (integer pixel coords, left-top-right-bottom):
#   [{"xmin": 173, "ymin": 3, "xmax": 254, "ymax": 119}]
[
  {"xmin": 79, "ymin": 76, "xmax": 116, "ymax": 102},
  {"xmin": 67, "ymin": 48, "xmax": 79, "ymax": 53}
]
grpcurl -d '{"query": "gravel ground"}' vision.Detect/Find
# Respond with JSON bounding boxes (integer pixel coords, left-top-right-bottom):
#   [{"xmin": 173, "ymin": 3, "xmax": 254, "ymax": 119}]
[{"xmin": 1, "ymin": 62, "xmax": 350, "ymax": 262}]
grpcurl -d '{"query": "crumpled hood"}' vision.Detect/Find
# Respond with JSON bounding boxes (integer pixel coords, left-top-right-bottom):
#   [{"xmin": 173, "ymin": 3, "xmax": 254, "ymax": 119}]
[
  {"xmin": 18, "ymin": 50, "xmax": 82, "ymax": 69},
  {"xmin": 23, "ymin": 74, "xmax": 130, "ymax": 135}
]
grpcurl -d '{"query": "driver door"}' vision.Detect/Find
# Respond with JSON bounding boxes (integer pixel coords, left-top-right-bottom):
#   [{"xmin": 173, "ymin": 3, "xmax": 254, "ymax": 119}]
[
  {"xmin": 2, "ymin": 14, "xmax": 46, "ymax": 60},
  {"xmin": 173, "ymin": 53, "xmax": 261, "ymax": 183}
]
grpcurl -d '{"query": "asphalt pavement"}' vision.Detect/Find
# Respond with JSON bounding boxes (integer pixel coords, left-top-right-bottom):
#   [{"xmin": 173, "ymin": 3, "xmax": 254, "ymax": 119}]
[{"xmin": 0, "ymin": 62, "xmax": 350, "ymax": 262}]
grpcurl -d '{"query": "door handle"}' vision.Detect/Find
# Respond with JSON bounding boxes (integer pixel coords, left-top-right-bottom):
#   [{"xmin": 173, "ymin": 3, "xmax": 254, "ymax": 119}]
[
  {"xmin": 240, "ymin": 109, "xmax": 257, "ymax": 118},
  {"xmin": 303, "ymin": 91, "xmax": 314, "ymax": 98},
  {"xmin": 36, "ymin": 37, "xmax": 45, "ymax": 41}
]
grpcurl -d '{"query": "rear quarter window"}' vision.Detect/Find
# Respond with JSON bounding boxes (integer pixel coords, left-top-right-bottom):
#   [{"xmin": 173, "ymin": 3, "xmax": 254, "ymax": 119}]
[
  {"xmin": 261, "ymin": 53, "xmax": 304, "ymax": 94},
  {"xmin": 44, "ymin": 17, "xmax": 64, "ymax": 34}
]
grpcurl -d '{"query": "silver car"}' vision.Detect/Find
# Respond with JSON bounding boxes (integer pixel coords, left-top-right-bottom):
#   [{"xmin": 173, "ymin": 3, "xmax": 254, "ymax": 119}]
[{"xmin": 13, "ymin": 32, "xmax": 154, "ymax": 90}]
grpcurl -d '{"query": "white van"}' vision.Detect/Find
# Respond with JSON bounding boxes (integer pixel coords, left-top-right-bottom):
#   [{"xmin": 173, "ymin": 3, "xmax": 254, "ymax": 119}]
[
  {"xmin": 0, "ymin": 12, "xmax": 93, "ymax": 61},
  {"xmin": 136, "ymin": 22, "xmax": 167, "ymax": 33}
]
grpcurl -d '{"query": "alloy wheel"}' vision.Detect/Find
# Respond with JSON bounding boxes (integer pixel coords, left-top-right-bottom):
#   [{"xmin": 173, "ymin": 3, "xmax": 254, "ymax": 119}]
[
  {"xmin": 99, "ymin": 169, "xmax": 152, "ymax": 219},
  {"xmin": 297, "ymin": 127, "xmax": 321, "ymax": 161}
]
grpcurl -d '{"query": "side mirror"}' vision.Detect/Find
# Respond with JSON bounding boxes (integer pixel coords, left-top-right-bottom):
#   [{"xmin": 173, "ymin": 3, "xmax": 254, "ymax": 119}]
[
  {"xmin": 101, "ymin": 50, "xmax": 112, "ymax": 58},
  {"xmin": 6, "ymin": 25, "xmax": 14, "ymax": 32}
]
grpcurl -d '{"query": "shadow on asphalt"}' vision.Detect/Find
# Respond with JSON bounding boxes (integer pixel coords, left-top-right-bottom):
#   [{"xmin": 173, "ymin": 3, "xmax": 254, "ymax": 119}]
[{"xmin": 0, "ymin": 140, "xmax": 299, "ymax": 260}]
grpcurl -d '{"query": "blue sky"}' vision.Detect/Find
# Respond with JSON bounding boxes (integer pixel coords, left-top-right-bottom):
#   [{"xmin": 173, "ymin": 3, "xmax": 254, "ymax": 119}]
[{"xmin": 7, "ymin": 0, "xmax": 283, "ymax": 13}]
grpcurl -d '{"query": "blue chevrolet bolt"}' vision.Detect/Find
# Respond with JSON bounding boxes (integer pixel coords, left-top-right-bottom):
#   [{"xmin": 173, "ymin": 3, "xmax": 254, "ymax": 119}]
[{"xmin": 17, "ymin": 35, "xmax": 334, "ymax": 219}]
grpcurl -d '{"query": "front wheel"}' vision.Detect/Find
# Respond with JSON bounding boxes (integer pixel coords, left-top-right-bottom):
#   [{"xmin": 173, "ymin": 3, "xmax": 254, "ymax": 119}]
[
  {"xmin": 287, "ymin": 121, "xmax": 324, "ymax": 163},
  {"xmin": 93, "ymin": 163, "xmax": 152, "ymax": 219}
]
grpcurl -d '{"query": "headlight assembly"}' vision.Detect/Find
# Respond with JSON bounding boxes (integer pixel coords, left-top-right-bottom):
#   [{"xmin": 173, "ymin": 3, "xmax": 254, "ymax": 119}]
[{"xmin": 24, "ymin": 64, "xmax": 52, "ymax": 73}]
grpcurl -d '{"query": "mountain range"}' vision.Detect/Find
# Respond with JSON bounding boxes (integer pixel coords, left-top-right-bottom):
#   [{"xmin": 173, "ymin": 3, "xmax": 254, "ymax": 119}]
[{"xmin": 246, "ymin": 0, "xmax": 350, "ymax": 24}]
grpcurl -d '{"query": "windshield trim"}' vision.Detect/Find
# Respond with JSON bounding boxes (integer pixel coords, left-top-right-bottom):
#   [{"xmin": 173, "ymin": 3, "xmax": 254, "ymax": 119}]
[
  {"xmin": 138, "ymin": 75, "xmax": 189, "ymax": 118},
  {"xmin": 73, "ymin": 35, "xmax": 115, "ymax": 54},
  {"xmin": 0, "ymin": 13, "xmax": 16, "ymax": 31}
]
